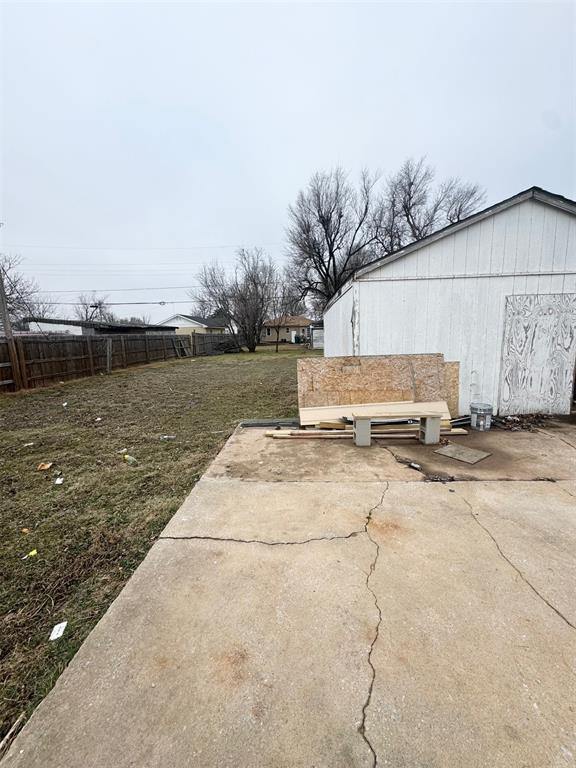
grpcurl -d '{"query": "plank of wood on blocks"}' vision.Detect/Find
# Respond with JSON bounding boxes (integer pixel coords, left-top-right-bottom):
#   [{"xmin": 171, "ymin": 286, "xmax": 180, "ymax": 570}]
[
  {"xmin": 299, "ymin": 400, "xmax": 451, "ymax": 426},
  {"xmin": 297, "ymin": 354, "xmax": 446, "ymax": 410}
]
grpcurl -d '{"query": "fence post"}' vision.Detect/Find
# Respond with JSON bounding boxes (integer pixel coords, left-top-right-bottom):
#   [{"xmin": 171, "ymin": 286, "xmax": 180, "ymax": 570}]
[
  {"xmin": 15, "ymin": 337, "xmax": 28, "ymax": 389},
  {"xmin": 86, "ymin": 337, "xmax": 95, "ymax": 376},
  {"xmin": 0, "ymin": 270, "xmax": 23, "ymax": 391},
  {"xmin": 119, "ymin": 336, "xmax": 127, "ymax": 367},
  {"xmin": 106, "ymin": 338, "xmax": 112, "ymax": 374},
  {"xmin": 162, "ymin": 335, "xmax": 167, "ymax": 360},
  {"xmin": 191, "ymin": 331, "xmax": 196, "ymax": 356},
  {"xmin": 144, "ymin": 334, "xmax": 150, "ymax": 363}
]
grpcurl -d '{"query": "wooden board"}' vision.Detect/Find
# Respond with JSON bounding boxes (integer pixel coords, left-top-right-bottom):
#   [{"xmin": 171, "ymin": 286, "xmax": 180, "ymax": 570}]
[
  {"xmin": 299, "ymin": 400, "xmax": 451, "ymax": 426},
  {"xmin": 444, "ymin": 361, "xmax": 460, "ymax": 418},
  {"xmin": 297, "ymin": 355, "xmax": 446, "ymax": 408},
  {"xmin": 266, "ymin": 428, "xmax": 467, "ymax": 440},
  {"xmin": 297, "ymin": 354, "xmax": 461, "ymax": 416}
]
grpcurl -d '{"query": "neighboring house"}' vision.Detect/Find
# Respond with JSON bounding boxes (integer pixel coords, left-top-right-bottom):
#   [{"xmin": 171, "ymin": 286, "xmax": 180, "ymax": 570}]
[
  {"xmin": 261, "ymin": 315, "xmax": 312, "ymax": 344},
  {"xmin": 157, "ymin": 314, "xmax": 227, "ymax": 335},
  {"xmin": 324, "ymin": 186, "xmax": 576, "ymax": 416},
  {"xmin": 22, "ymin": 317, "xmax": 176, "ymax": 336}
]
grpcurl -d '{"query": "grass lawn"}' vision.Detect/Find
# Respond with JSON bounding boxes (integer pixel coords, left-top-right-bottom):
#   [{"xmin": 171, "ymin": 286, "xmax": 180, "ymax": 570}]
[{"xmin": 0, "ymin": 346, "xmax": 319, "ymax": 738}]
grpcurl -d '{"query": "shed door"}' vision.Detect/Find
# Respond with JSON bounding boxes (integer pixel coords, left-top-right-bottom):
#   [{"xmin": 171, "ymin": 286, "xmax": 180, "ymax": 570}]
[{"xmin": 499, "ymin": 294, "xmax": 576, "ymax": 415}]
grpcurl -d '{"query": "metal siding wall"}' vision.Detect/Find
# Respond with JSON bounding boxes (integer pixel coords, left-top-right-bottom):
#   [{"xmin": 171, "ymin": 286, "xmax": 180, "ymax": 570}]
[
  {"xmin": 352, "ymin": 200, "xmax": 576, "ymax": 414},
  {"xmin": 324, "ymin": 287, "xmax": 354, "ymax": 356}
]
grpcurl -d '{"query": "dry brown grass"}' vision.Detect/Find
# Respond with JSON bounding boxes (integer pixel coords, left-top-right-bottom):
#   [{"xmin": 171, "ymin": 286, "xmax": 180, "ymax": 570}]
[{"xmin": 0, "ymin": 347, "xmax": 318, "ymax": 737}]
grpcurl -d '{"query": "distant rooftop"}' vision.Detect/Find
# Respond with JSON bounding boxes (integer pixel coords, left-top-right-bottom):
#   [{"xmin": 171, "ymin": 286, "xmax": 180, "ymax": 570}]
[
  {"xmin": 178, "ymin": 314, "xmax": 228, "ymax": 328},
  {"xmin": 263, "ymin": 315, "xmax": 312, "ymax": 327}
]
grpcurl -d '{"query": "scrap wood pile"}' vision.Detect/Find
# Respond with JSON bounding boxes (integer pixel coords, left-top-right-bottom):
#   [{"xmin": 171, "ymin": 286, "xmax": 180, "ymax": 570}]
[{"xmin": 266, "ymin": 353, "xmax": 467, "ymax": 441}]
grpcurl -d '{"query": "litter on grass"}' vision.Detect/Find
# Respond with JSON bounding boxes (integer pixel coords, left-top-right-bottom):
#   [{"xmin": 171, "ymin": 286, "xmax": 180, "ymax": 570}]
[
  {"xmin": 95, "ymin": 417, "xmax": 102, "ymax": 422},
  {"xmin": 37, "ymin": 462, "xmax": 53, "ymax": 471},
  {"xmin": 160, "ymin": 435, "xmax": 176, "ymax": 440},
  {"xmin": 22, "ymin": 549, "xmax": 37, "ymax": 560},
  {"xmin": 21, "ymin": 528, "xmax": 30, "ymax": 534},
  {"xmin": 54, "ymin": 477, "xmax": 64, "ymax": 485},
  {"xmin": 62, "ymin": 402, "xmax": 68, "ymax": 408},
  {"xmin": 23, "ymin": 442, "xmax": 34, "ymax": 447},
  {"xmin": 49, "ymin": 621, "xmax": 68, "ymax": 641},
  {"xmin": 123, "ymin": 454, "xmax": 138, "ymax": 465}
]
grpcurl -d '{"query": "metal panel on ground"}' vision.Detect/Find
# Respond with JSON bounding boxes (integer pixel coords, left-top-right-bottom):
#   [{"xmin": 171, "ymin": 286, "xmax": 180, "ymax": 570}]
[{"xmin": 499, "ymin": 294, "xmax": 576, "ymax": 415}]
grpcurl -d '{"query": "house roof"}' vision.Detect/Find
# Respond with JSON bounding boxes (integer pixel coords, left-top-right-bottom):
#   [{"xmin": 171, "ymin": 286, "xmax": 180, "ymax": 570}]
[
  {"xmin": 183, "ymin": 314, "xmax": 227, "ymax": 328},
  {"xmin": 160, "ymin": 314, "xmax": 227, "ymax": 329},
  {"xmin": 263, "ymin": 315, "xmax": 312, "ymax": 327},
  {"xmin": 325, "ymin": 186, "xmax": 576, "ymax": 312},
  {"xmin": 24, "ymin": 316, "xmax": 177, "ymax": 331}
]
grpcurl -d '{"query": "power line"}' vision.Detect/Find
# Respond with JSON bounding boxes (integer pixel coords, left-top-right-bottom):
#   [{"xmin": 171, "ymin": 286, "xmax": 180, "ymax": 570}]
[
  {"xmin": 5, "ymin": 242, "xmax": 283, "ymax": 251},
  {"xmin": 37, "ymin": 285, "xmax": 200, "ymax": 294},
  {"xmin": 47, "ymin": 300, "xmax": 193, "ymax": 307}
]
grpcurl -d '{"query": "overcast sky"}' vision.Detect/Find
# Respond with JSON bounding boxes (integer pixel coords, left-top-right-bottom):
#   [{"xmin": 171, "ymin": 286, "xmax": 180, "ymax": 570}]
[{"xmin": 1, "ymin": 0, "xmax": 574, "ymax": 322}]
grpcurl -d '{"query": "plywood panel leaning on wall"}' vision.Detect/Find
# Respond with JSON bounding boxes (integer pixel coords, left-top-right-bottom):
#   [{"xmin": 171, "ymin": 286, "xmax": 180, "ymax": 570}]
[{"xmin": 297, "ymin": 354, "xmax": 460, "ymax": 416}]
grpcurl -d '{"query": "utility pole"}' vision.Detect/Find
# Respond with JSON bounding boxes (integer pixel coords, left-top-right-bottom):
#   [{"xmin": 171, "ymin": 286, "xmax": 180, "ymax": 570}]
[{"xmin": 0, "ymin": 266, "xmax": 23, "ymax": 390}]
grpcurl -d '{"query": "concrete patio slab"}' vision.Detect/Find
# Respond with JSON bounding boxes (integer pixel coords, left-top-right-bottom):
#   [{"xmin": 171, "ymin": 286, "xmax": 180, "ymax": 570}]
[
  {"xmin": 161, "ymin": 478, "xmax": 387, "ymax": 541},
  {"xmin": 3, "ymin": 535, "xmax": 377, "ymax": 768},
  {"xmin": 368, "ymin": 482, "xmax": 576, "ymax": 768},
  {"xmin": 455, "ymin": 480, "xmax": 576, "ymax": 627},
  {"xmin": 3, "ymin": 423, "xmax": 576, "ymax": 768},
  {"xmin": 204, "ymin": 427, "xmax": 420, "ymax": 482},
  {"xmin": 385, "ymin": 422, "xmax": 576, "ymax": 480}
]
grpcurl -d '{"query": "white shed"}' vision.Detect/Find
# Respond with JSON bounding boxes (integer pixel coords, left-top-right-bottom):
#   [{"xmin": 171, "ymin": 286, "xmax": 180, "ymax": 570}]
[{"xmin": 324, "ymin": 187, "xmax": 576, "ymax": 416}]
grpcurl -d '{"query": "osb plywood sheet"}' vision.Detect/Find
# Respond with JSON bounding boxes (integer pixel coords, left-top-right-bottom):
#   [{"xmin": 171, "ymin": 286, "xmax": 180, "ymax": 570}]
[
  {"xmin": 444, "ymin": 361, "xmax": 460, "ymax": 417},
  {"xmin": 298, "ymin": 354, "xmax": 447, "ymax": 410}
]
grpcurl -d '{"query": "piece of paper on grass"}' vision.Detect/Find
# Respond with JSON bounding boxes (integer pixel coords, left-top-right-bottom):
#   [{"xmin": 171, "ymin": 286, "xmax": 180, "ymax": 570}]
[{"xmin": 49, "ymin": 621, "xmax": 68, "ymax": 641}]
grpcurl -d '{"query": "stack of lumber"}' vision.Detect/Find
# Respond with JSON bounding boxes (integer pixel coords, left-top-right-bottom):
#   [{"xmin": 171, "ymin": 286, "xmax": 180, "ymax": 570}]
[
  {"xmin": 266, "ymin": 399, "xmax": 467, "ymax": 440},
  {"xmin": 264, "ymin": 354, "xmax": 466, "ymax": 441}
]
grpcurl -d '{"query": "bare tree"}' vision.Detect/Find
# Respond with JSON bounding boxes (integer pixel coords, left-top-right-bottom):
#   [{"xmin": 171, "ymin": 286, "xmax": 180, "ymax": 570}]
[
  {"xmin": 287, "ymin": 158, "xmax": 485, "ymax": 312},
  {"xmin": 74, "ymin": 293, "xmax": 117, "ymax": 323},
  {"xmin": 386, "ymin": 158, "xmax": 485, "ymax": 241},
  {"xmin": 267, "ymin": 273, "xmax": 306, "ymax": 352},
  {"xmin": 0, "ymin": 254, "xmax": 54, "ymax": 321},
  {"xmin": 115, "ymin": 314, "xmax": 152, "ymax": 326},
  {"xmin": 194, "ymin": 248, "xmax": 276, "ymax": 352},
  {"xmin": 286, "ymin": 168, "xmax": 383, "ymax": 315}
]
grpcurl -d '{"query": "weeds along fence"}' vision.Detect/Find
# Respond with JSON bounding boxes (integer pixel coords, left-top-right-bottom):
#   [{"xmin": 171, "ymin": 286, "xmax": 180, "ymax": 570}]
[{"xmin": 0, "ymin": 334, "xmax": 192, "ymax": 393}]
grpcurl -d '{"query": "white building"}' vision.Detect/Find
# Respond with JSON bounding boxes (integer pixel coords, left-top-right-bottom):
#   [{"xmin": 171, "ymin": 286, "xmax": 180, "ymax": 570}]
[
  {"xmin": 324, "ymin": 187, "xmax": 576, "ymax": 415},
  {"xmin": 157, "ymin": 314, "xmax": 227, "ymax": 335}
]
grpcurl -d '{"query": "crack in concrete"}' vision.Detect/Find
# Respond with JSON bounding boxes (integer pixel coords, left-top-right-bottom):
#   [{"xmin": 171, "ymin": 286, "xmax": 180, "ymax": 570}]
[
  {"xmin": 358, "ymin": 482, "xmax": 389, "ymax": 768},
  {"xmin": 538, "ymin": 428, "xmax": 576, "ymax": 453},
  {"xmin": 159, "ymin": 485, "xmax": 394, "ymax": 548},
  {"xmin": 159, "ymin": 531, "xmax": 363, "ymax": 546},
  {"xmin": 455, "ymin": 491, "xmax": 576, "ymax": 632},
  {"xmin": 558, "ymin": 484, "xmax": 576, "ymax": 500}
]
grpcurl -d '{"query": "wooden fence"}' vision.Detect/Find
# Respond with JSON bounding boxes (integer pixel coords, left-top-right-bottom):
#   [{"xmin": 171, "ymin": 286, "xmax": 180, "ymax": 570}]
[
  {"xmin": 189, "ymin": 331, "xmax": 242, "ymax": 356},
  {"xmin": 0, "ymin": 333, "xmax": 191, "ymax": 392}
]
